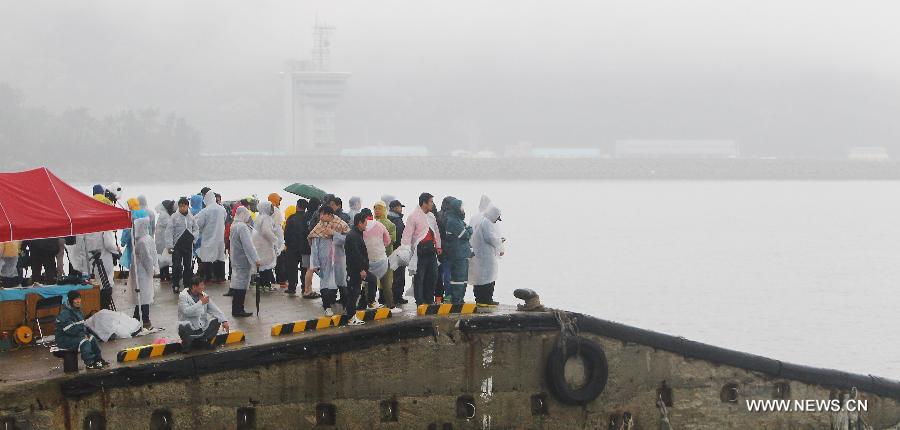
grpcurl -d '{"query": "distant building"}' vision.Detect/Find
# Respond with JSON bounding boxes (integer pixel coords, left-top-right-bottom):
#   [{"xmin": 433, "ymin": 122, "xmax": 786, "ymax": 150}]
[
  {"xmin": 615, "ymin": 139, "xmax": 740, "ymax": 158},
  {"xmin": 450, "ymin": 149, "xmax": 497, "ymax": 158},
  {"xmin": 504, "ymin": 141, "xmax": 533, "ymax": 158},
  {"xmin": 340, "ymin": 146, "xmax": 429, "ymax": 157},
  {"xmin": 848, "ymin": 146, "xmax": 890, "ymax": 161},
  {"xmin": 283, "ymin": 22, "xmax": 350, "ymax": 154},
  {"xmin": 531, "ymin": 148, "xmax": 601, "ymax": 158}
]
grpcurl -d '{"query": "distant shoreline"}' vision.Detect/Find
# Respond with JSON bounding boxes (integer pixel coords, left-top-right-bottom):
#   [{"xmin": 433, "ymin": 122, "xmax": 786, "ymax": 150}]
[{"xmin": 13, "ymin": 156, "xmax": 900, "ymax": 183}]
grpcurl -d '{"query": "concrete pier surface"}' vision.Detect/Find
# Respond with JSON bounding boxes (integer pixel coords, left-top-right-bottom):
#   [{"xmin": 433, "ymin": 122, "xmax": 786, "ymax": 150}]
[
  {"xmin": 0, "ymin": 278, "xmax": 503, "ymax": 388},
  {"xmin": 5, "ymin": 280, "xmax": 900, "ymax": 428}
]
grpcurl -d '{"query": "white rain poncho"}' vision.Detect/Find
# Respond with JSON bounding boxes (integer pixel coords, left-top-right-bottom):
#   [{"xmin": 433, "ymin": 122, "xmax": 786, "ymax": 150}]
[
  {"xmin": 364, "ymin": 219, "xmax": 391, "ymax": 278},
  {"xmin": 127, "ymin": 218, "xmax": 158, "ymax": 306},
  {"xmin": 85, "ymin": 309, "xmax": 142, "ymax": 342},
  {"xmin": 229, "ymin": 207, "xmax": 259, "ymax": 291},
  {"xmin": 154, "ymin": 203, "xmax": 172, "ymax": 267},
  {"xmin": 138, "ymin": 195, "xmax": 156, "ymax": 236},
  {"xmin": 468, "ymin": 205, "xmax": 503, "ymax": 286},
  {"xmin": 309, "ymin": 236, "xmax": 337, "ymax": 290},
  {"xmin": 272, "ymin": 204, "xmax": 285, "ymax": 254},
  {"xmin": 348, "ymin": 196, "xmax": 362, "ymax": 222},
  {"xmin": 468, "ymin": 195, "xmax": 505, "ymax": 255},
  {"xmin": 252, "ymin": 201, "xmax": 279, "ymax": 270},
  {"xmin": 196, "ymin": 190, "xmax": 227, "ymax": 263},
  {"xmin": 84, "ymin": 230, "xmax": 118, "ymax": 281},
  {"xmin": 178, "ymin": 289, "xmax": 227, "ymax": 331},
  {"xmin": 64, "ymin": 235, "xmax": 89, "ymax": 274}
]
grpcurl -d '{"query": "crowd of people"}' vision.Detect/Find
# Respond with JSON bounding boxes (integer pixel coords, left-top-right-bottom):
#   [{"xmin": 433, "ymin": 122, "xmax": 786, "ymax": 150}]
[{"xmin": 0, "ymin": 184, "xmax": 506, "ymax": 370}]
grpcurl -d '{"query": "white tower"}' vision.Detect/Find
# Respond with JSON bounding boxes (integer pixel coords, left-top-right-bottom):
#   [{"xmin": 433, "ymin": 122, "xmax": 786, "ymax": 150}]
[{"xmin": 283, "ymin": 21, "xmax": 350, "ymax": 154}]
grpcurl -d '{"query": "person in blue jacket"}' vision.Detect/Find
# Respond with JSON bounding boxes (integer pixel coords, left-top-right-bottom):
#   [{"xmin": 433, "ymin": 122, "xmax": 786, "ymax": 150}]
[
  {"xmin": 119, "ymin": 208, "xmax": 149, "ymax": 273},
  {"xmin": 441, "ymin": 197, "xmax": 473, "ymax": 304},
  {"xmin": 54, "ymin": 290, "xmax": 109, "ymax": 369}
]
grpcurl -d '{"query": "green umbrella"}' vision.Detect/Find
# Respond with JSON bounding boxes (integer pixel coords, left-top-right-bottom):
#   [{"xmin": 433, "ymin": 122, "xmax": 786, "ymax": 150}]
[{"xmin": 283, "ymin": 183, "xmax": 327, "ymax": 200}]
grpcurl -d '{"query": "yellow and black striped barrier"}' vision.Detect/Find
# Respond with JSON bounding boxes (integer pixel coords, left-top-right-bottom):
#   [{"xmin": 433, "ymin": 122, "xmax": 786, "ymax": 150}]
[
  {"xmin": 117, "ymin": 342, "xmax": 182, "ymax": 363},
  {"xmin": 271, "ymin": 317, "xmax": 335, "ymax": 336},
  {"xmin": 332, "ymin": 308, "xmax": 393, "ymax": 326},
  {"xmin": 210, "ymin": 330, "xmax": 246, "ymax": 347},
  {"xmin": 417, "ymin": 303, "xmax": 477, "ymax": 316},
  {"xmin": 117, "ymin": 330, "xmax": 246, "ymax": 363}
]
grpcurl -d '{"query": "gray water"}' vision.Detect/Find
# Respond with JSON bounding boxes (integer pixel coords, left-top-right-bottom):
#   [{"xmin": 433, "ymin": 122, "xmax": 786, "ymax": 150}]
[{"xmin": 116, "ymin": 179, "xmax": 900, "ymax": 378}]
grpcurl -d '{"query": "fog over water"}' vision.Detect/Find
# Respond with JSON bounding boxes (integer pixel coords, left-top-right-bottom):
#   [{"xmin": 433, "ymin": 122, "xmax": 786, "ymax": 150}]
[
  {"xmin": 104, "ymin": 179, "xmax": 900, "ymax": 378},
  {"xmin": 6, "ymin": 0, "xmax": 900, "ymax": 379},
  {"xmin": 3, "ymin": 1, "xmax": 900, "ymax": 157}
]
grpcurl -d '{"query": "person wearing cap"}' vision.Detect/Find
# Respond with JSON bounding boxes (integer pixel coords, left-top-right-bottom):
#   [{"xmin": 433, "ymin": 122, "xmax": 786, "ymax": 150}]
[
  {"xmin": 387, "ymin": 200, "xmax": 408, "ymax": 304},
  {"xmin": 398, "ymin": 193, "xmax": 441, "ymax": 305},
  {"xmin": 55, "ymin": 290, "xmax": 109, "ymax": 369}
]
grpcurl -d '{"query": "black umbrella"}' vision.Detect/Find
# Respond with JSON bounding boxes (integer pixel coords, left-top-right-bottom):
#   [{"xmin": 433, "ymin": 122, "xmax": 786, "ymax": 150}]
[{"xmin": 255, "ymin": 277, "xmax": 261, "ymax": 314}]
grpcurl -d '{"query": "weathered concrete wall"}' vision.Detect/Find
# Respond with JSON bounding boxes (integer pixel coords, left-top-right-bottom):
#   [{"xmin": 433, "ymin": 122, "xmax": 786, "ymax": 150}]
[{"xmin": 2, "ymin": 314, "xmax": 900, "ymax": 429}]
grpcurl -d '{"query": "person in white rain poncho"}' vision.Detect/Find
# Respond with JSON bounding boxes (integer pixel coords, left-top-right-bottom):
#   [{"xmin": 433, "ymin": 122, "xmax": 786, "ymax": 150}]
[
  {"xmin": 347, "ymin": 196, "xmax": 362, "ymax": 222},
  {"xmin": 166, "ymin": 197, "xmax": 199, "ymax": 293},
  {"xmin": 155, "ymin": 201, "xmax": 174, "ymax": 282},
  {"xmin": 229, "ymin": 207, "xmax": 260, "ymax": 317},
  {"xmin": 253, "ymin": 201, "xmax": 280, "ymax": 292},
  {"xmin": 469, "ymin": 204, "xmax": 504, "ymax": 306},
  {"xmin": 138, "ymin": 195, "xmax": 156, "ymax": 235},
  {"xmin": 196, "ymin": 190, "xmax": 227, "ymax": 283},
  {"xmin": 308, "ymin": 205, "xmax": 350, "ymax": 315},
  {"xmin": 84, "ymin": 224, "xmax": 120, "ymax": 288},
  {"xmin": 128, "ymin": 218, "xmax": 158, "ymax": 328},
  {"xmin": 64, "ymin": 236, "xmax": 88, "ymax": 278}
]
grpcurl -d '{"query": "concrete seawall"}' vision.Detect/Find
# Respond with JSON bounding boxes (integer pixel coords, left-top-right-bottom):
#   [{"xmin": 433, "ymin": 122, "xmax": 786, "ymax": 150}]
[{"xmin": 3, "ymin": 312, "xmax": 900, "ymax": 429}]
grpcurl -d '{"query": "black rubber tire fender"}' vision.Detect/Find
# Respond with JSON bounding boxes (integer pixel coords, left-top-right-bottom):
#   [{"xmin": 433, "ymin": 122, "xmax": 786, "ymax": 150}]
[{"xmin": 546, "ymin": 336, "xmax": 609, "ymax": 405}]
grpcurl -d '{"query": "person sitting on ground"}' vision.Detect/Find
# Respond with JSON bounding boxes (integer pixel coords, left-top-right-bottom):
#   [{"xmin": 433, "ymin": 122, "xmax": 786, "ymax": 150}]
[
  {"xmin": 177, "ymin": 277, "xmax": 229, "ymax": 352},
  {"xmin": 55, "ymin": 290, "xmax": 109, "ymax": 369}
]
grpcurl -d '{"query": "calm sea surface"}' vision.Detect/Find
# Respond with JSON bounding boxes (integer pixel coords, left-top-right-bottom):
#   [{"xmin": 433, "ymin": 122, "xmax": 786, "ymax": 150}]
[{"xmin": 101, "ymin": 179, "xmax": 900, "ymax": 378}]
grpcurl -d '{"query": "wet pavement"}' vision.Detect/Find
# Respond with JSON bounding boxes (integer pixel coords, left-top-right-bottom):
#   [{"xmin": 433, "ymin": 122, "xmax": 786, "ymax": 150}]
[{"xmin": 0, "ymin": 278, "xmax": 508, "ymax": 388}]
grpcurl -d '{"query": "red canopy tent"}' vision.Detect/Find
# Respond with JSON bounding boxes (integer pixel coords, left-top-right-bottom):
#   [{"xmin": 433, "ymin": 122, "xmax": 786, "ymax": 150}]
[{"xmin": 0, "ymin": 167, "xmax": 131, "ymax": 242}]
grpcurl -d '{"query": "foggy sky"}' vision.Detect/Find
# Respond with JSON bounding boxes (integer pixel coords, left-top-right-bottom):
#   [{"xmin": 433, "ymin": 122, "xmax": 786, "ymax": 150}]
[{"xmin": 2, "ymin": 0, "xmax": 900, "ymax": 157}]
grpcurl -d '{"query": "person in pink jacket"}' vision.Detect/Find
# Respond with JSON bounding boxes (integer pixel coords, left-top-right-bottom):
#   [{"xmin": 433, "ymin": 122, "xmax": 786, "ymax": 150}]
[
  {"xmin": 360, "ymin": 208, "xmax": 397, "ymax": 310},
  {"xmin": 399, "ymin": 193, "xmax": 441, "ymax": 305}
]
